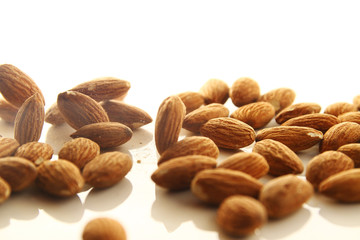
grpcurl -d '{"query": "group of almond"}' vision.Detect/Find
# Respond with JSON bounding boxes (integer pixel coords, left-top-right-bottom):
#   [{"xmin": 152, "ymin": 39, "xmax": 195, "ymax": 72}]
[{"xmin": 152, "ymin": 78, "xmax": 360, "ymax": 237}]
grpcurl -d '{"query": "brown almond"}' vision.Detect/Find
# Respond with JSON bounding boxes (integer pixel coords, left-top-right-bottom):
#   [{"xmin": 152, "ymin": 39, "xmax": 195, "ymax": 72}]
[
  {"xmin": 252, "ymin": 139, "xmax": 304, "ymax": 176},
  {"xmin": 281, "ymin": 113, "xmax": 340, "ymax": 133},
  {"xmin": 0, "ymin": 137, "xmax": 20, "ymax": 157},
  {"xmin": 0, "ymin": 64, "xmax": 45, "ymax": 108},
  {"xmin": 320, "ymin": 122, "xmax": 360, "ymax": 152},
  {"xmin": 82, "ymin": 217, "xmax": 127, "ymax": 240},
  {"xmin": 151, "ymin": 155, "xmax": 217, "ymax": 190},
  {"xmin": 338, "ymin": 111, "xmax": 360, "ymax": 124},
  {"xmin": 190, "ymin": 168, "xmax": 263, "ymax": 205},
  {"xmin": 319, "ymin": 168, "xmax": 360, "ymax": 203},
  {"xmin": 259, "ymin": 174, "xmax": 313, "ymax": 218},
  {"xmin": 353, "ymin": 94, "xmax": 360, "ymax": 110},
  {"xmin": 14, "ymin": 142, "xmax": 53, "ymax": 165},
  {"xmin": 337, "ymin": 143, "xmax": 360, "ymax": 168},
  {"xmin": 70, "ymin": 122, "xmax": 133, "ymax": 149},
  {"xmin": 324, "ymin": 102, "xmax": 357, "ymax": 117},
  {"xmin": 230, "ymin": 102, "xmax": 275, "ymax": 129},
  {"xmin": 0, "ymin": 176, "xmax": 11, "ymax": 204},
  {"xmin": 199, "ymin": 78, "xmax": 229, "ymax": 104},
  {"xmin": 176, "ymin": 91, "xmax": 204, "ymax": 113},
  {"xmin": 14, "ymin": 93, "xmax": 45, "ymax": 145},
  {"xmin": 0, "ymin": 98, "xmax": 18, "ymax": 123},
  {"xmin": 57, "ymin": 91, "xmax": 109, "ymax": 130},
  {"xmin": 82, "ymin": 152, "xmax": 132, "ymax": 188},
  {"xmin": 157, "ymin": 136, "xmax": 219, "ymax": 165},
  {"xmin": 258, "ymin": 87, "xmax": 296, "ymax": 113},
  {"xmin": 182, "ymin": 103, "xmax": 229, "ymax": 133},
  {"xmin": 200, "ymin": 117, "xmax": 255, "ymax": 150},
  {"xmin": 275, "ymin": 102, "xmax": 322, "ymax": 124},
  {"xmin": 45, "ymin": 103, "xmax": 66, "ymax": 126},
  {"xmin": 306, "ymin": 151, "xmax": 354, "ymax": 189},
  {"xmin": 155, "ymin": 95, "xmax": 186, "ymax": 154},
  {"xmin": 256, "ymin": 126, "xmax": 323, "ymax": 152},
  {"xmin": 229, "ymin": 77, "xmax": 261, "ymax": 107}
]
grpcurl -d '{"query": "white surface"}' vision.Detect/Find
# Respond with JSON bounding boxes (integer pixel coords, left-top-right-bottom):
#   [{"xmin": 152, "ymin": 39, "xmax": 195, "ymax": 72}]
[{"xmin": 1, "ymin": 1, "xmax": 360, "ymax": 239}]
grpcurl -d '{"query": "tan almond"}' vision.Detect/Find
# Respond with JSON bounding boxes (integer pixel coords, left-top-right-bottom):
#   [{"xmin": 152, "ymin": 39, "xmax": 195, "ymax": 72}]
[
  {"xmin": 36, "ymin": 159, "xmax": 84, "ymax": 197},
  {"xmin": 0, "ymin": 64, "xmax": 45, "ymax": 108},
  {"xmin": 182, "ymin": 103, "xmax": 229, "ymax": 133},
  {"xmin": 319, "ymin": 168, "xmax": 360, "ymax": 203},
  {"xmin": 229, "ymin": 77, "xmax": 261, "ymax": 107},
  {"xmin": 320, "ymin": 122, "xmax": 360, "ymax": 152},
  {"xmin": 155, "ymin": 95, "xmax": 186, "ymax": 154},
  {"xmin": 217, "ymin": 152, "xmax": 269, "ymax": 179},
  {"xmin": 190, "ymin": 168, "xmax": 263, "ymax": 205},
  {"xmin": 0, "ymin": 98, "xmax": 18, "ymax": 123},
  {"xmin": 82, "ymin": 152, "xmax": 132, "ymax": 188},
  {"xmin": 338, "ymin": 111, "xmax": 360, "ymax": 124},
  {"xmin": 100, "ymin": 100, "xmax": 152, "ymax": 129},
  {"xmin": 58, "ymin": 137, "xmax": 100, "ymax": 169},
  {"xmin": 82, "ymin": 217, "xmax": 127, "ymax": 240},
  {"xmin": 258, "ymin": 87, "xmax": 296, "ymax": 113},
  {"xmin": 45, "ymin": 102, "xmax": 66, "ymax": 126},
  {"xmin": 252, "ymin": 139, "xmax": 304, "ymax": 176},
  {"xmin": 0, "ymin": 156, "xmax": 37, "ymax": 192},
  {"xmin": 353, "ymin": 94, "xmax": 360, "ymax": 110},
  {"xmin": 259, "ymin": 174, "xmax": 313, "ymax": 218},
  {"xmin": 199, "ymin": 78, "xmax": 229, "ymax": 104},
  {"xmin": 324, "ymin": 102, "xmax": 357, "ymax": 117},
  {"xmin": 151, "ymin": 155, "xmax": 217, "ymax": 190},
  {"xmin": 256, "ymin": 126, "xmax": 323, "ymax": 152},
  {"xmin": 306, "ymin": 151, "xmax": 354, "ymax": 190},
  {"xmin": 275, "ymin": 102, "xmax": 322, "ymax": 124},
  {"xmin": 0, "ymin": 137, "xmax": 20, "ymax": 157},
  {"xmin": 14, "ymin": 142, "xmax": 53, "ymax": 165},
  {"xmin": 217, "ymin": 195, "xmax": 267, "ymax": 237},
  {"xmin": 0, "ymin": 176, "xmax": 11, "ymax": 204},
  {"xmin": 157, "ymin": 136, "xmax": 219, "ymax": 165},
  {"xmin": 281, "ymin": 113, "xmax": 340, "ymax": 133},
  {"xmin": 176, "ymin": 91, "xmax": 204, "ymax": 113},
  {"xmin": 14, "ymin": 92, "xmax": 45, "ymax": 145},
  {"xmin": 200, "ymin": 117, "xmax": 255, "ymax": 150},
  {"xmin": 70, "ymin": 122, "xmax": 133, "ymax": 149},
  {"xmin": 337, "ymin": 143, "xmax": 360, "ymax": 168},
  {"xmin": 230, "ymin": 102, "xmax": 275, "ymax": 129}
]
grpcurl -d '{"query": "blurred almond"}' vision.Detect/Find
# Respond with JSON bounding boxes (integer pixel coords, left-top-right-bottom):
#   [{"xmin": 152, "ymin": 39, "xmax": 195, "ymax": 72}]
[
  {"xmin": 275, "ymin": 102, "xmax": 321, "ymax": 124},
  {"xmin": 176, "ymin": 91, "xmax": 204, "ymax": 113},
  {"xmin": 281, "ymin": 113, "xmax": 340, "ymax": 133},
  {"xmin": 14, "ymin": 142, "xmax": 53, "ymax": 165},
  {"xmin": 338, "ymin": 111, "xmax": 360, "ymax": 124},
  {"xmin": 229, "ymin": 77, "xmax": 260, "ymax": 107},
  {"xmin": 45, "ymin": 103, "xmax": 65, "ymax": 126},
  {"xmin": 324, "ymin": 102, "xmax": 357, "ymax": 117},
  {"xmin": 0, "ymin": 177, "xmax": 10, "ymax": 204},
  {"xmin": 82, "ymin": 217, "xmax": 127, "ymax": 240},
  {"xmin": 337, "ymin": 143, "xmax": 360, "ymax": 168},
  {"xmin": 199, "ymin": 78, "xmax": 229, "ymax": 104},
  {"xmin": 0, "ymin": 99, "xmax": 18, "ymax": 123},
  {"xmin": 258, "ymin": 87, "xmax": 296, "ymax": 113},
  {"xmin": 353, "ymin": 94, "xmax": 360, "ymax": 110},
  {"xmin": 0, "ymin": 137, "xmax": 20, "ymax": 157}
]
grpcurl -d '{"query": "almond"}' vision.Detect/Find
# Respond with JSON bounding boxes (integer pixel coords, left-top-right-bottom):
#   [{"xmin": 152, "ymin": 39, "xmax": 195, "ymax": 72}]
[
  {"xmin": 230, "ymin": 102, "xmax": 275, "ymax": 129},
  {"xmin": 0, "ymin": 98, "xmax": 18, "ymax": 123},
  {"xmin": 57, "ymin": 91, "xmax": 109, "ymax": 130},
  {"xmin": 0, "ymin": 137, "xmax": 20, "ymax": 157},
  {"xmin": 14, "ymin": 92, "xmax": 45, "ymax": 145},
  {"xmin": 337, "ymin": 143, "xmax": 360, "ymax": 168},
  {"xmin": 82, "ymin": 217, "xmax": 127, "ymax": 240},
  {"xmin": 176, "ymin": 91, "xmax": 204, "ymax": 113},
  {"xmin": 14, "ymin": 142, "xmax": 53, "ymax": 165},
  {"xmin": 229, "ymin": 77, "xmax": 261, "ymax": 107},
  {"xmin": 338, "ymin": 111, "xmax": 360, "ymax": 124},
  {"xmin": 100, "ymin": 100, "xmax": 152, "ymax": 129},
  {"xmin": 275, "ymin": 102, "xmax": 322, "ymax": 124},
  {"xmin": 151, "ymin": 155, "xmax": 217, "ymax": 190},
  {"xmin": 157, "ymin": 136, "xmax": 219, "ymax": 165},
  {"xmin": 82, "ymin": 152, "xmax": 132, "ymax": 188},
  {"xmin": 0, "ymin": 176, "xmax": 11, "ymax": 204},
  {"xmin": 319, "ymin": 168, "xmax": 360, "ymax": 203},
  {"xmin": 258, "ymin": 87, "xmax": 296, "ymax": 113},
  {"xmin": 320, "ymin": 122, "xmax": 360, "ymax": 152},
  {"xmin": 0, "ymin": 156, "xmax": 37, "ymax": 192},
  {"xmin": 58, "ymin": 137, "xmax": 100, "ymax": 169},
  {"xmin": 324, "ymin": 102, "xmax": 357, "ymax": 117},
  {"xmin": 182, "ymin": 103, "xmax": 229, "ymax": 133},
  {"xmin": 217, "ymin": 152, "xmax": 269, "ymax": 179},
  {"xmin": 200, "ymin": 117, "xmax": 255, "ymax": 150},
  {"xmin": 256, "ymin": 126, "xmax": 323, "ymax": 152},
  {"xmin": 259, "ymin": 174, "xmax": 313, "ymax": 218},
  {"xmin": 155, "ymin": 95, "xmax": 186, "ymax": 154},
  {"xmin": 45, "ymin": 102, "xmax": 66, "ymax": 126},
  {"xmin": 217, "ymin": 195, "xmax": 267, "ymax": 237},
  {"xmin": 199, "ymin": 78, "xmax": 229, "ymax": 104},
  {"xmin": 0, "ymin": 64, "xmax": 45, "ymax": 108},
  {"xmin": 36, "ymin": 159, "xmax": 84, "ymax": 197},
  {"xmin": 305, "ymin": 151, "xmax": 354, "ymax": 189},
  {"xmin": 252, "ymin": 139, "xmax": 304, "ymax": 176},
  {"xmin": 281, "ymin": 113, "xmax": 340, "ymax": 133},
  {"xmin": 353, "ymin": 94, "xmax": 360, "ymax": 110},
  {"xmin": 190, "ymin": 168, "xmax": 263, "ymax": 205},
  {"xmin": 70, "ymin": 122, "xmax": 133, "ymax": 149}
]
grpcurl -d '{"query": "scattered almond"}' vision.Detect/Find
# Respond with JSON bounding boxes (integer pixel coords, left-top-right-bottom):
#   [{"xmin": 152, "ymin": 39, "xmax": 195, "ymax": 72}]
[
  {"xmin": 337, "ymin": 143, "xmax": 360, "ymax": 168},
  {"xmin": 0, "ymin": 176, "xmax": 10, "ymax": 204},
  {"xmin": 258, "ymin": 87, "xmax": 296, "ymax": 113},
  {"xmin": 324, "ymin": 102, "xmax": 357, "ymax": 117},
  {"xmin": 275, "ymin": 102, "xmax": 322, "ymax": 124},
  {"xmin": 281, "ymin": 113, "xmax": 340, "ymax": 133},
  {"xmin": 338, "ymin": 111, "xmax": 360, "ymax": 124},
  {"xmin": 176, "ymin": 91, "xmax": 204, "ymax": 113},
  {"xmin": 82, "ymin": 217, "xmax": 127, "ymax": 240},
  {"xmin": 0, "ymin": 137, "xmax": 20, "ymax": 157},
  {"xmin": 229, "ymin": 77, "xmax": 260, "ymax": 107},
  {"xmin": 199, "ymin": 78, "xmax": 229, "ymax": 104},
  {"xmin": 14, "ymin": 142, "xmax": 53, "ymax": 165},
  {"xmin": 0, "ymin": 98, "xmax": 18, "ymax": 123},
  {"xmin": 45, "ymin": 103, "xmax": 66, "ymax": 126}
]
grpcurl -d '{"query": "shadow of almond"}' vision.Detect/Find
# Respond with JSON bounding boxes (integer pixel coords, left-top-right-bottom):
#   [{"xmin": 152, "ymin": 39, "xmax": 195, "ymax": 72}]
[{"xmin": 44, "ymin": 123, "xmax": 74, "ymax": 155}]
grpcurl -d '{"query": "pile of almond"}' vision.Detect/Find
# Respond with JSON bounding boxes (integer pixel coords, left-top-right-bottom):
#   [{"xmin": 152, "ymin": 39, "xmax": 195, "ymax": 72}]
[{"xmin": 152, "ymin": 77, "xmax": 360, "ymax": 237}]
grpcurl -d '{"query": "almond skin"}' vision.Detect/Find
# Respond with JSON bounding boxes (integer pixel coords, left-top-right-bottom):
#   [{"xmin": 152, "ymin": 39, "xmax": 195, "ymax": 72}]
[
  {"xmin": 306, "ymin": 151, "xmax": 354, "ymax": 190},
  {"xmin": 230, "ymin": 102, "xmax": 275, "ymax": 129},
  {"xmin": 176, "ymin": 91, "xmax": 204, "ymax": 113},
  {"xmin": 157, "ymin": 136, "xmax": 219, "ymax": 165},
  {"xmin": 0, "ymin": 176, "xmax": 11, "ymax": 204},
  {"xmin": 70, "ymin": 122, "xmax": 133, "ymax": 149},
  {"xmin": 0, "ymin": 137, "xmax": 20, "ymax": 158},
  {"xmin": 320, "ymin": 122, "xmax": 360, "ymax": 152},
  {"xmin": 14, "ymin": 92, "xmax": 45, "ymax": 145},
  {"xmin": 338, "ymin": 111, "xmax": 360, "ymax": 124},
  {"xmin": 252, "ymin": 139, "xmax": 304, "ymax": 176},
  {"xmin": 82, "ymin": 217, "xmax": 127, "ymax": 240},
  {"xmin": 14, "ymin": 142, "xmax": 54, "ymax": 165},
  {"xmin": 0, "ymin": 64, "xmax": 45, "ymax": 108},
  {"xmin": 82, "ymin": 152, "xmax": 132, "ymax": 188},
  {"xmin": 217, "ymin": 152, "xmax": 269, "ymax": 179},
  {"xmin": 199, "ymin": 78, "xmax": 229, "ymax": 104},
  {"xmin": 324, "ymin": 102, "xmax": 357, "ymax": 117},
  {"xmin": 319, "ymin": 168, "xmax": 360, "ymax": 203},
  {"xmin": 229, "ymin": 77, "xmax": 261, "ymax": 107},
  {"xmin": 57, "ymin": 91, "xmax": 110, "ymax": 130},
  {"xmin": 182, "ymin": 103, "xmax": 229, "ymax": 133},
  {"xmin": 151, "ymin": 155, "xmax": 217, "ymax": 190},
  {"xmin": 275, "ymin": 102, "xmax": 322, "ymax": 124},
  {"xmin": 0, "ymin": 98, "xmax": 18, "ymax": 123},
  {"xmin": 200, "ymin": 117, "xmax": 256, "ymax": 150},
  {"xmin": 281, "ymin": 113, "xmax": 340, "ymax": 133},
  {"xmin": 353, "ymin": 94, "xmax": 360, "ymax": 110},
  {"xmin": 337, "ymin": 143, "xmax": 360, "ymax": 168},
  {"xmin": 217, "ymin": 195, "xmax": 267, "ymax": 237},
  {"xmin": 259, "ymin": 174, "xmax": 313, "ymax": 218},
  {"xmin": 191, "ymin": 168, "xmax": 263, "ymax": 205},
  {"xmin": 45, "ymin": 103, "xmax": 66, "ymax": 126},
  {"xmin": 258, "ymin": 87, "xmax": 296, "ymax": 113},
  {"xmin": 256, "ymin": 126, "xmax": 323, "ymax": 152},
  {"xmin": 155, "ymin": 95, "xmax": 186, "ymax": 154}
]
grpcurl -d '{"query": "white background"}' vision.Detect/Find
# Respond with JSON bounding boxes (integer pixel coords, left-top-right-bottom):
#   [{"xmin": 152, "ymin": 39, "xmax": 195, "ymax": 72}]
[{"xmin": 0, "ymin": 1, "xmax": 360, "ymax": 239}]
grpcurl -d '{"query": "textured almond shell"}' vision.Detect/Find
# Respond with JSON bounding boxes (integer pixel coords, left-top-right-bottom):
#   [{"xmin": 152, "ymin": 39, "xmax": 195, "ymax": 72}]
[
  {"xmin": 258, "ymin": 87, "xmax": 296, "ymax": 113},
  {"xmin": 281, "ymin": 113, "xmax": 340, "ymax": 133},
  {"xmin": 45, "ymin": 103, "xmax": 66, "ymax": 125},
  {"xmin": 14, "ymin": 142, "xmax": 53, "ymax": 164},
  {"xmin": 337, "ymin": 143, "xmax": 360, "ymax": 168},
  {"xmin": 176, "ymin": 91, "xmax": 204, "ymax": 113},
  {"xmin": 199, "ymin": 78, "xmax": 229, "ymax": 104},
  {"xmin": 229, "ymin": 77, "xmax": 261, "ymax": 107},
  {"xmin": 275, "ymin": 102, "xmax": 321, "ymax": 124},
  {"xmin": 324, "ymin": 102, "xmax": 357, "ymax": 117},
  {"xmin": 0, "ymin": 137, "xmax": 20, "ymax": 158},
  {"xmin": 338, "ymin": 112, "xmax": 360, "ymax": 124}
]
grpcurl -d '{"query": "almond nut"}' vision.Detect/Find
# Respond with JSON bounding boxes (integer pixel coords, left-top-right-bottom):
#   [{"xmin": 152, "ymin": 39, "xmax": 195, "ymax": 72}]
[
  {"xmin": 275, "ymin": 102, "xmax": 321, "ymax": 124},
  {"xmin": 338, "ymin": 111, "xmax": 360, "ymax": 124},
  {"xmin": 0, "ymin": 176, "xmax": 11, "ymax": 204},
  {"xmin": 45, "ymin": 103, "xmax": 65, "ymax": 126},
  {"xmin": 82, "ymin": 217, "xmax": 127, "ymax": 240},
  {"xmin": 258, "ymin": 87, "xmax": 296, "ymax": 113},
  {"xmin": 281, "ymin": 113, "xmax": 340, "ymax": 133},
  {"xmin": 176, "ymin": 91, "xmax": 204, "ymax": 113},
  {"xmin": 324, "ymin": 102, "xmax": 357, "ymax": 117},
  {"xmin": 199, "ymin": 78, "xmax": 229, "ymax": 104},
  {"xmin": 14, "ymin": 142, "xmax": 53, "ymax": 165},
  {"xmin": 337, "ymin": 143, "xmax": 360, "ymax": 168},
  {"xmin": 229, "ymin": 77, "xmax": 260, "ymax": 107},
  {"xmin": 0, "ymin": 137, "xmax": 20, "ymax": 158}
]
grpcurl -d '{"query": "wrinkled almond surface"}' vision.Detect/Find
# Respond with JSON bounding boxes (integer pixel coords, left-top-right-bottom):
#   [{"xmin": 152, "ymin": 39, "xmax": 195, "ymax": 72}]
[
  {"xmin": 229, "ymin": 77, "xmax": 260, "ymax": 107},
  {"xmin": 14, "ymin": 142, "xmax": 53, "ymax": 165},
  {"xmin": 199, "ymin": 78, "xmax": 229, "ymax": 104},
  {"xmin": 337, "ymin": 143, "xmax": 360, "ymax": 168},
  {"xmin": 324, "ymin": 102, "xmax": 357, "ymax": 117},
  {"xmin": 281, "ymin": 113, "xmax": 340, "ymax": 133},
  {"xmin": 258, "ymin": 87, "xmax": 296, "ymax": 113},
  {"xmin": 275, "ymin": 102, "xmax": 321, "ymax": 124},
  {"xmin": 0, "ymin": 137, "xmax": 20, "ymax": 158},
  {"xmin": 176, "ymin": 91, "xmax": 204, "ymax": 113},
  {"xmin": 338, "ymin": 111, "xmax": 360, "ymax": 124}
]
